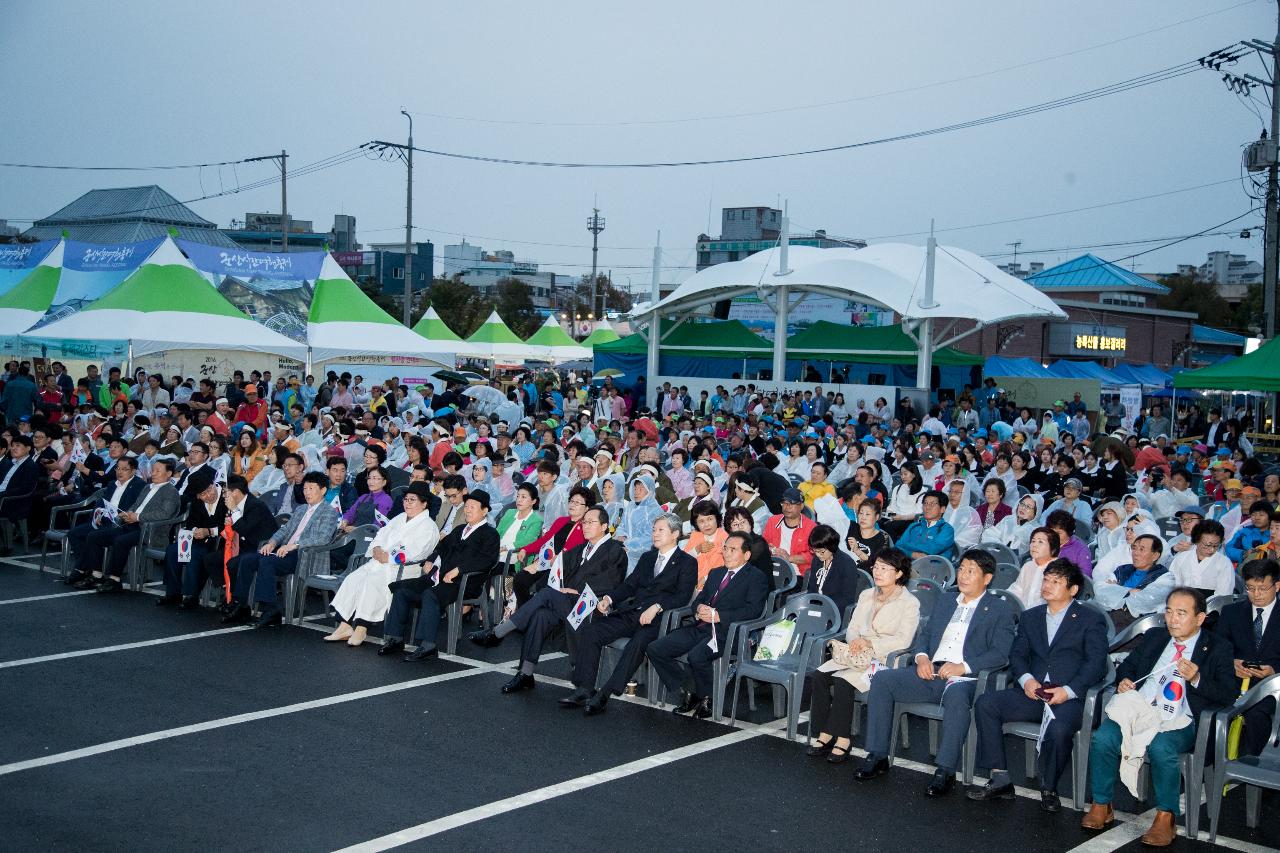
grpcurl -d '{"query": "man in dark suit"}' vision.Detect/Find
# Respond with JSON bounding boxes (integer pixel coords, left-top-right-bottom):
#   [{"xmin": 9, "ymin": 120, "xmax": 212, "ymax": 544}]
[
  {"xmin": 646, "ymin": 530, "xmax": 769, "ymax": 720},
  {"xmin": 214, "ymin": 475, "xmax": 279, "ymax": 613},
  {"xmin": 172, "ymin": 442, "xmax": 212, "ymax": 507},
  {"xmin": 968, "ymin": 558, "xmax": 1109, "ymax": 812},
  {"xmin": 561, "ymin": 512, "xmax": 697, "ymax": 715},
  {"xmin": 72, "ymin": 458, "xmax": 181, "ymax": 593},
  {"xmin": 855, "ymin": 549, "xmax": 1017, "ymax": 797},
  {"xmin": 1081, "ymin": 587, "xmax": 1238, "ymax": 846},
  {"xmin": 470, "ymin": 505, "xmax": 627, "ymax": 693},
  {"xmin": 381, "ymin": 489, "xmax": 498, "ymax": 661},
  {"xmin": 1214, "ymin": 558, "xmax": 1280, "ymax": 756},
  {"xmin": 0, "ymin": 434, "xmax": 40, "ymax": 530},
  {"xmin": 157, "ymin": 469, "xmax": 225, "ymax": 609},
  {"xmin": 64, "ymin": 455, "xmax": 146, "ymax": 587}
]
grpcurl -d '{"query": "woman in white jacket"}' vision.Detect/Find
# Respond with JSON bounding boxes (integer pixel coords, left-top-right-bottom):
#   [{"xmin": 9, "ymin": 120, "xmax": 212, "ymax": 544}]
[
  {"xmin": 325, "ymin": 483, "xmax": 441, "ymax": 647},
  {"xmin": 1167, "ymin": 519, "xmax": 1234, "ymax": 599}
]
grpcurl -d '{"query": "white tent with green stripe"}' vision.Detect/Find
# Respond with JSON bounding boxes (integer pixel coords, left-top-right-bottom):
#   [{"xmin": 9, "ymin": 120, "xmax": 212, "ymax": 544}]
[
  {"xmin": 0, "ymin": 240, "xmax": 63, "ymax": 336},
  {"xmin": 522, "ymin": 316, "xmax": 590, "ymax": 362},
  {"xmin": 465, "ymin": 309, "xmax": 528, "ymax": 362},
  {"xmin": 307, "ymin": 255, "xmax": 452, "ymax": 365},
  {"xmin": 26, "ymin": 238, "xmax": 307, "ymax": 359}
]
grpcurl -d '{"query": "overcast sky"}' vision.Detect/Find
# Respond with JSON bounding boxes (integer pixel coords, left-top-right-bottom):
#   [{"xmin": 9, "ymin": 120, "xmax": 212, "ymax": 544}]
[{"xmin": 1, "ymin": 0, "xmax": 1271, "ymax": 290}]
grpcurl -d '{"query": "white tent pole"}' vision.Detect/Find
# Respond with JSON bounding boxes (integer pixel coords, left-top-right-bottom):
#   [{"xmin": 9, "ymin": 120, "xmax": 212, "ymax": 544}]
[
  {"xmin": 306, "ymin": 346, "xmax": 313, "ymax": 377},
  {"xmin": 647, "ymin": 231, "xmax": 661, "ymax": 408},
  {"xmin": 772, "ymin": 207, "xmax": 791, "ymax": 382},
  {"xmin": 916, "ymin": 221, "xmax": 938, "ymax": 393},
  {"xmin": 127, "ymin": 339, "xmax": 134, "ymax": 376}
]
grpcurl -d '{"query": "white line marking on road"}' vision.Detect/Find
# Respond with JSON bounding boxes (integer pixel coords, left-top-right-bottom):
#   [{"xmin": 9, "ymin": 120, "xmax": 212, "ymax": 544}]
[
  {"xmin": 331, "ymin": 726, "xmax": 767, "ymax": 852},
  {"xmin": 0, "ymin": 590, "xmax": 94, "ymax": 605},
  {"xmin": 0, "ymin": 665, "xmax": 496, "ymax": 777},
  {"xmin": 0, "ymin": 626, "xmax": 254, "ymax": 669}
]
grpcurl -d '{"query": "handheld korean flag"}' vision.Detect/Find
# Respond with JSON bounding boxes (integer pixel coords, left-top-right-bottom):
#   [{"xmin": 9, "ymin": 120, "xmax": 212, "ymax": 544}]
[
  {"xmin": 93, "ymin": 502, "xmax": 122, "ymax": 528},
  {"xmin": 542, "ymin": 547, "xmax": 564, "ymax": 591},
  {"xmin": 374, "ymin": 507, "xmax": 390, "ymax": 528},
  {"xmin": 1036, "ymin": 704, "xmax": 1056, "ymax": 754},
  {"xmin": 176, "ymin": 529, "xmax": 194, "ymax": 563},
  {"xmin": 1151, "ymin": 672, "xmax": 1192, "ymax": 722},
  {"xmin": 329, "ymin": 492, "xmax": 342, "ymax": 512},
  {"xmin": 566, "ymin": 584, "xmax": 598, "ymax": 631},
  {"xmin": 69, "ymin": 441, "xmax": 87, "ymax": 466}
]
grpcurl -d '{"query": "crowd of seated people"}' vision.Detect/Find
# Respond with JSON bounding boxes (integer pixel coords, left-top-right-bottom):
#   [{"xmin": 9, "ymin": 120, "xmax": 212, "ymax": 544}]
[{"xmin": 2, "ymin": 362, "xmax": 1277, "ymax": 843}]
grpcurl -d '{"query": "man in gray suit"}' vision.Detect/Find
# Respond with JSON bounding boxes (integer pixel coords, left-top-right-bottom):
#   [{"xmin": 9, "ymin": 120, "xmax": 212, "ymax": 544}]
[
  {"xmin": 78, "ymin": 458, "xmax": 181, "ymax": 593},
  {"xmin": 225, "ymin": 471, "xmax": 339, "ymax": 627},
  {"xmin": 854, "ymin": 549, "xmax": 1017, "ymax": 797}
]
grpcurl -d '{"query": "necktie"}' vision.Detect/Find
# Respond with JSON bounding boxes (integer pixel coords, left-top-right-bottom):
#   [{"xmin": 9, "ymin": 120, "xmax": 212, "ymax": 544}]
[
  {"xmin": 1173, "ymin": 642, "xmax": 1185, "ymax": 662},
  {"xmin": 1256, "ymin": 608, "xmax": 1265, "ymax": 648},
  {"xmin": 655, "ymin": 553, "xmax": 667, "ymax": 576},
  {"xmin": 712, "ymin": 570, "xmax": 735, "ymax": 602}
]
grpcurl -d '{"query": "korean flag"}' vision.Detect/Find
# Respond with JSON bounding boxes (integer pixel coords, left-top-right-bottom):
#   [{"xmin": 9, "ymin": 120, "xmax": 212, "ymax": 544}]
[
  {"xmin": 566, "ymin": 584, "xmax": 598, "ymax": 631},
  {"xmin": 176, "ymin": 529, "xmax": 194, "ymax": 563}
]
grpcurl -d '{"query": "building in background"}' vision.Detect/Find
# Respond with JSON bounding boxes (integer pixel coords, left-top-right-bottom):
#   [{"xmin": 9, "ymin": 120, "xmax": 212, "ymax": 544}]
[
  {"xmin": 23, "ymin": 185, "xmax": 237, "ymax": 247},
  {"xmin": 333, "ymin": 241, "xmax": 433, "ymax": 297},
  {"xmin": 995, "ymin": 260, "xmax": 1045, "ymax": 279},
  {"xmin": 440, "ymin": 240, "xmax": 570, "ymax": 311},
  {"xmin": 1197, "ymin": 250, "xmax": 1262, "ymax": 304},
  {"xmin": 223, "ymin": 212, "xmax": 359, "ymax": 253},
  {"xmin": 0, "ymin": 220, "xmax": 19, "ymax": 242},
  {"xmin": 695, "ymin": 206, "xmax": 859, "ymax": 270}
]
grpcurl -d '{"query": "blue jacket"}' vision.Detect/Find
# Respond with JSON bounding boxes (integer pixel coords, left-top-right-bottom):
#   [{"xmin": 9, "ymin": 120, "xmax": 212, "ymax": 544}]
[
  {"xmin": 1010, "ymin": 600, "xmax": 1108, "ymax": 699},
  {"xmin": 896, "ymin": 516, "xmax": 955, "ymax": 557},
  {"xmin": 1226, "ymin": 523, "xmax": 1270, "ymax": 564}
]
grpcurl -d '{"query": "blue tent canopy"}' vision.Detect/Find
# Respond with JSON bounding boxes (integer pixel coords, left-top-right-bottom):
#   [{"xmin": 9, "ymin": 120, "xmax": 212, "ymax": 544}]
[
  {"xmin": 983, "ymin": 356, "xmax": 1054, "ymax": 378},
  {"xmin": 1047, "ymin": 360, "xmax": 1123, "ymax": 385},
  {"xmin": 1110, "ymin": 363, "xmax": 1171, "ymax": 387}
]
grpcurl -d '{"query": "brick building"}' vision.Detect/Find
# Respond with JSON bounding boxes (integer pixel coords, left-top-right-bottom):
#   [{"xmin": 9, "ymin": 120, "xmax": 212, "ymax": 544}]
[{"xmin": 954, "ymin": 253, "xmax": 1199, "ymax": 370}]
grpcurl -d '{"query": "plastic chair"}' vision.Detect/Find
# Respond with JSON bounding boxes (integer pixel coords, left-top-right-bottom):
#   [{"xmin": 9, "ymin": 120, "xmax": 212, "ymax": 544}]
[
  {"xmin": 727, "ymin": 593, "xmax": 842, "ymax": 740},
  {"xmin": 0, "ymin": 488, "xmax": 35, "ymax": 552},
  {"xmin": 124, "ymin": 512, "xmax": 186, "ymax": 591},
  {"xmin": 906, "ymin": 578, "xmax": 942, "ymax": 626},
  {"xmin": 445, "ymin": 554, "xmax": 507, "ymax": 654},
  {"xmin": 287, "ymin": 526, "xmax": 375, "ymax": 624},
  {"xmin": 911, "ymin": 555, "xmax": 955, "ymax": 587},
  {"xmin": 40, "ymin": 489, "xmax": 105, "ymax": 576},
  {"xmin": 1207, "ymin": 593, "xmax": 1245, "ymax": 615},
  {"xmin": 991, "ymin": 564, "xmax": 1020, "ymax": 591},
  {"xmin": 1208, "ymin": 673, "xmax": 1280, "ymax": 840},
  {"xmin": 296, "ymin": 524, "xmax": 378, "ymax": 622},
  {"xmin": 974, "ymin": 541, "xmax": 1018, "ymax": 570},
  {"xmin": 767, "ymin": 557, "xmax": 799, "ymax": 612},
  {"xmin": 1156, "ymin": 516, "xmax": 1182, "ymax": 539}
]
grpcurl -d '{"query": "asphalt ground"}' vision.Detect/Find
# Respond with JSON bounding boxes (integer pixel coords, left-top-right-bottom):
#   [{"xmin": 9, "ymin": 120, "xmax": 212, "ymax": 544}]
[{"xmin": 0, "ymin": 546, "xmax": 1275, "ymax": 853}]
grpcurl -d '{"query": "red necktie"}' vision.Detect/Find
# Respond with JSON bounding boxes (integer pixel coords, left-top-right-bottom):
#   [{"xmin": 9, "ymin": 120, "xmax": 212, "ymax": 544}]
[{"xmin": 1173, "ymin": 642, "xmax": 1185, "ymax": 661}]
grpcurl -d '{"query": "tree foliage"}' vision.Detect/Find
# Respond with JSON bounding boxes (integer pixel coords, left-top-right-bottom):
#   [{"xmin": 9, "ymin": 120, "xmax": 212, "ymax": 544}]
[
  {"xmin": 356, "ymin": 276, "xmax": 402, "ymax": 318},
  {"xmin": 421, "ymin": 277, "xmax": 487, "ymax": 337},
  {"xmin": 1155, "ymin": 274, "xmax": 1236, "ymax": 330},
  {"xmin": 494, "ymin": 277, "xmax": 540, "ymax": 338}
]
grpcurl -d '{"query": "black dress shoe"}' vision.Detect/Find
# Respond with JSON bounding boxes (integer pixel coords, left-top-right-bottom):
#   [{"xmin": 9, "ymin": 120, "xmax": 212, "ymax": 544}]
[
  {"xmin": 74, "ymin": 575, "xmax": 100, "ymax": 590},
  {"xmin": 95, "ymin": 577, "xmax": 123, "ymax": 593},
  {"xmin": 64, "ymin": 570, "xmax": 88, "ymax": 586},
  {"xmin": 177, "ymin": 596, "xmax": 198, "ymax": 611},
  {"xmin": 501, "ymin": 673, "xmax": 535, "ymax": 693},
  {"xmin": 925, "ymin": 770, "xmax": 955, "ymax": 798},
  {"xmin": 403, "ymin": 646, "xmax": 438, "ymax": 662},
  {"xmin": 378, "ymin": 640, "xmax": 405, "ymax": 656},
  {"xmin": 584, "ymin": 691, "xmax": 609, "ymax": 716},
  {"xmin": 155, "ymin": 594, "xmax": 180, "ymax": 607},
  {"xmin": 672, "ymin": 691, "xmax": 701, "ymax": 715},
  {"xmin": 827, "ymin": 747, "xmax": 852, "ymax": 765},
  {"xmin": 854, "ymin": 757, "xmax": 889, "ymax": 781},
  {"xmin": 221, "ymin": 604, "xmax": 250, "ymax": 624},
  {"xmin": 806, "ymin": 739, "xmax": 834, "ymax": 757},
  {"xmin": 692, "ymin": 697, "xmax": 713, "ymax": 719},
  {"xmin": 1040, "ymin": 790, "xmax": 1061, "ymax": 813},
  {"xmin": 967, "ymin": 781, "xmax": 1016, "ymax": 802},
  {"xmin": 250, "ymin": 609, "xmax": 282, "ymax": 628},
  {"xmin": 468, "ymin": 629, "xmax": 502, "ymax": 648},
  {"xmin": 558, "ymin": 689, "xmax": 591, "ymax": 708}
]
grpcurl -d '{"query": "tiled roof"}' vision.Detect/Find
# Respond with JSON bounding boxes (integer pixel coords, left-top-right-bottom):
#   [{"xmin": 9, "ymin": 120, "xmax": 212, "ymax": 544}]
[
  {"xmin": 23, "ymin": 185, "xmax": 235, "ymax": 247},
  {"xmin": 1026, "ymin": 253, "xmax": 1169, "ymax": 294}
]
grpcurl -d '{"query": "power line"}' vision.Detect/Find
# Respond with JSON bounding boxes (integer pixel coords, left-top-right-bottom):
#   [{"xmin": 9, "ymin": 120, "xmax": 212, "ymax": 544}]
[
  {"xmin": 979, "ymin": 228, "xmax": 1255, "ymax": 259},
  {"xmin": 0, "ymin": 155, "xmax": 272, "ymax": 171},
  {"xmin": 372, "ymin": 59, "xmax": 1208, "ymax": 168},
  {"xmin": 401, "ymin": 0, "xmax": 1257, "ymax": 128}
]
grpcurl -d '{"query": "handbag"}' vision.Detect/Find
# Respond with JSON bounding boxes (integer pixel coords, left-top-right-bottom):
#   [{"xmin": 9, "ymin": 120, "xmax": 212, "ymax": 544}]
[{"xmin": 829, "ymin": 639, "xmax": 874, "ymax": 671}]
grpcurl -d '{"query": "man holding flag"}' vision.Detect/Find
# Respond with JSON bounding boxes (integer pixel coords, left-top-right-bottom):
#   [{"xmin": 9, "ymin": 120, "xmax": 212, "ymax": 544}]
[
  {"xmin": 1082, "ymin": 587, "xmax": 1237, "ymax": 846},
  {"xmin": 471, "ymin": 506, "xmax": 626, "ymax": 694}
]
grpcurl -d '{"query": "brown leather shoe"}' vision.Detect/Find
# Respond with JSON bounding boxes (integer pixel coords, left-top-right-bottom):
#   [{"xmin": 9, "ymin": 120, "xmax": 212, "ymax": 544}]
[
  {"xmin": 1080, "ymin": 803, "xmax": 1115, "ymax": 830},
  {"xmin": 1140, "ymin": 810, "xmax": 1176, "ymax": 847}
]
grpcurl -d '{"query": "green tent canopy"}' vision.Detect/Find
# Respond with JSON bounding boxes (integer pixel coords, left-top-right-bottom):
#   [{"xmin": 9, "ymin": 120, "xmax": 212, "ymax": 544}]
[
  {"xmin": 523, "ymin": 316, "xmax": 590, "ymax": 362},
  {"xmin": 594, "ymin": 320, "xmax": 773, "ymax": 360},
  {"xmin": 1173, "ymin": 336, "xmax": 1280, "ymax": 392},
  {"xmin": 412, "ymin": 306, "xmax": 465, "ymax": 342},
  {"xmin": 581, "ymin": 319, "xmax": 621, "ymax": 348},
  {"xmin": 466, "ymin": 309, "xmax": 528, "ymax": 361},
  {"xmin": 0, "ymin": 240, "xmax": 63, "ymax": 336},
  {"xmin": 785, "ymin": 320, "xmax": 983, "ymax": 366}
]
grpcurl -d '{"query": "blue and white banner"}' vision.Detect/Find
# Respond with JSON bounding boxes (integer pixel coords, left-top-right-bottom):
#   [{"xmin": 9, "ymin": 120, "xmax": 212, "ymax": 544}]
[
  {"xmin": 177, "ymin": 240, "xmax": 324, "ymax": 281},
  {"xmin": 0, "ymin": 240, "xmax": 58, "ymax": 296}
]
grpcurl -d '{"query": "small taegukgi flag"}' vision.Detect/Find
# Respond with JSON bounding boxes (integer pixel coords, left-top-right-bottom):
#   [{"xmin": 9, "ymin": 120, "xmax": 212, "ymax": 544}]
[
  {"xmin": 566, "ymin": 584, "xmax": 598, "ymax": 631},
  {"xmin": 177, "ymin": 529, "xmax": 194, "ymax": 563}
]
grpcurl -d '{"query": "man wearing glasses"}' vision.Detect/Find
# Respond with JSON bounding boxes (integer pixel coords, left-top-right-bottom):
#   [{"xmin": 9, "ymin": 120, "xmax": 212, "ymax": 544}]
[
  {"xmin": 1214, "ymin": 558, "xmax": 1280, "ymax": 756},
  {"xmin": 471, "ymin": 506, "xmax": 627, "ymax": 694}
]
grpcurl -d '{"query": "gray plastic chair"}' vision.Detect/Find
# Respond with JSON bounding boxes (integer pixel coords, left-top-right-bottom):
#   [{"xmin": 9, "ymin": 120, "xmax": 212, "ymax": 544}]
[
  {"xmin": 296, "ymin": 524, "xmax": 378, "ymax": 622},
  {"xmin": 124, "ymin": 512, "xmax": 186, "ymax": 591},
  {"xmin": 911, "ymin": 555, "xmax": 955, "ymax": 587},
  {"xmin": 974, "ymin": 541, "xmax": 1018, "ymax": 569},
  {"xmin": 445, "ymin": 555, "xmax": 506, "ymax": 654},
  {"xmin": 41, "ymin": 489, "xmax": 105, "ymax": 576},
  {"xmin": 991, "ymin": 563, "xmax": 1020, "ymax": 591},
  {"xmin": 727, "ymin": 592, "xmax": 842, "ymax": 740},
  {"xmin": 767, "ymin": 556, "xmax": 799, "ymax": 612},
  {"xmin": 1208, "ymin": 673, "xmax": 1280, "ymax": 840}
]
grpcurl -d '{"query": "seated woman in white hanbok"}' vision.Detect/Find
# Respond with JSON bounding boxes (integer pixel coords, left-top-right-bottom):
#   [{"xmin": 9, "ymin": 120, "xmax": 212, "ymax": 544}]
[{"xmin": 325, "ymin": 483, "xmax": 441, "ymax": 647}]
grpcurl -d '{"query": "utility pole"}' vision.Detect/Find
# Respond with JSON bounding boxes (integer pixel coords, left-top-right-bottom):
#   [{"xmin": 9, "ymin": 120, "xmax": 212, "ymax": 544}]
[
  {"xmin": 244, "ymin": 151, "xmax": 289, "ymax": 252},
  {"xmin": 362, "ymin": 131, "xmax": 416, "ymax": 324},
  {"xmin": 1007, "ymin": 240, "xmax": 1021, "ymax": 269},
  {"xmin": 401, "ymin": 110, "xmax": 414, "ymax": 325},
  {"xmin": 587, "ymin": 206, "xmax": 605, "ymax": 328}
]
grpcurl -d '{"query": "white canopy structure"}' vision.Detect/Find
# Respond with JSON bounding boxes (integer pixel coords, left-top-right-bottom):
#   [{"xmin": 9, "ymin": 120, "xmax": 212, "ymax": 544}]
[
  {"xmin": 635, "ymin": 221, "xmax": 1066, "ymax": 393},
  {"xmin": 307, "ymin": 255, "xmax": 453, "ymax": 366},
  {"xmin": 465, "ymin": 310, "xmax": 529, "ymax": 363},
  {"xmin": 27, "ymin": 238, "xmax": 308, "ymax": 359}
]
